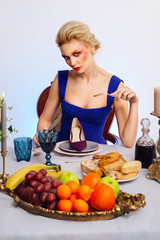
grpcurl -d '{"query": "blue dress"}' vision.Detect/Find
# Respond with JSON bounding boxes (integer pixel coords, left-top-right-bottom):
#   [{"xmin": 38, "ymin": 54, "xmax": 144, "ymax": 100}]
[{"xmin": 57, "ymin": 70, "xmax": 123, "ymax": 144}]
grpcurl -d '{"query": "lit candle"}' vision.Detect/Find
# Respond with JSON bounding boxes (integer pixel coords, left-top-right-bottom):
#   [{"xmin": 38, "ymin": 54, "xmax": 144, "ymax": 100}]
[{"xmin": 1, "ymin": 90, "xmax": 7, "ymax": 153}]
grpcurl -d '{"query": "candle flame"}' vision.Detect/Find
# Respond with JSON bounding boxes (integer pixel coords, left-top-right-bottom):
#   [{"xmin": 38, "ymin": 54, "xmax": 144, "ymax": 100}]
[{"xmin": 2, "ymin": 89, "xmax": 4, "ymax": 99}]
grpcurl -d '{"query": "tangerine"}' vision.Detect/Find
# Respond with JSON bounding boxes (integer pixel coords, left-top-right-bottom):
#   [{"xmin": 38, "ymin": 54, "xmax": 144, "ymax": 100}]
[
  {"xmin": 72, "ymin": 199, "xmax": 89, "ymax": 213},
  {"xmin": 76, "ymin": 185, "xmax": 92, "ymax": 201},
  {"xmin": 69, "ymin": 194, "xmax": 77, "ymax": 203},
  {"xmin": 66, "ymin": 180, "xmax": 79, "ymax": 194},
  {"xmin": 57, "ymin": 199, "xmax": 73, "ymax": 212},
  {"xmin": 56, "ymin": 184, "xmax": 71, "ymax": 200},
  {"xmin": 81, "ymin": 172, "xmax": 101, "ymax": 189},
  {"xmin": 90, "ymin": 183, "xmax": 115, "ymax": 211},
  {"xmin": 87, "ymin": 188, "xmax": 94, "ymax": 204}
]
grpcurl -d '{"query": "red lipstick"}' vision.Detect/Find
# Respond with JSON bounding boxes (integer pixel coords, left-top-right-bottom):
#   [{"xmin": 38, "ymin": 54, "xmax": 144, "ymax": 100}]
[{"xmin": 74, "ymin": 67, "xmax": 81, "ymax": 71}]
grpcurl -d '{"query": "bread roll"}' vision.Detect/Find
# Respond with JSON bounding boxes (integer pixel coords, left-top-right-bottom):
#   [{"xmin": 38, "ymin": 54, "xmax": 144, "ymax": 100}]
[
  {"xmin": 99, "ymin": 152, "xmax": 126, "ymax": 172},
  {"xmin": 121, "ymin": 160, "xmax": 142, "ymax": 173},
  {"xmin": 116, "ymin": 171, "xmax": 138, "ymax": 180},
  {"xmin": 80, "ymin": 159, "xmax": 103, "ymax": 176},
  {"xmin": 93, "ymin": 152, "xmax": 121, "ymax": 160}
]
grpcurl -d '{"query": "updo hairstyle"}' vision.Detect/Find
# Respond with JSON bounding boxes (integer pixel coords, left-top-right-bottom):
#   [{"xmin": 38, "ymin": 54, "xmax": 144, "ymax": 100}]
[{"xmin": 56, "ymin": 20, "xmax": 101, "ymax": 52}]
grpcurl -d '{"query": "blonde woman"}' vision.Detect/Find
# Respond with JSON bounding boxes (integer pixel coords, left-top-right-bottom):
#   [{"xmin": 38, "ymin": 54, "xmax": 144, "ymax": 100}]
[{"xmin": 34, "ymin": 20, "xmax": 138, "ymax": 148}]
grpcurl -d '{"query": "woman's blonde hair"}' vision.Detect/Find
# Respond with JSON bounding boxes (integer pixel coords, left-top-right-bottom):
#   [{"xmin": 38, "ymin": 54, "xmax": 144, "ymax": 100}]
[{"xmin": 56, "ymin": 20, "xmax": 101, "ymax": 51}]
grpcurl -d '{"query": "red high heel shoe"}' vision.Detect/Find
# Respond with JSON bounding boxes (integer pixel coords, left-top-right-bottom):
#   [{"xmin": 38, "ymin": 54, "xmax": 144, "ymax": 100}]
[{"xmin": 70, "ymin": 118, "xmax": 87, "ymax": 151}]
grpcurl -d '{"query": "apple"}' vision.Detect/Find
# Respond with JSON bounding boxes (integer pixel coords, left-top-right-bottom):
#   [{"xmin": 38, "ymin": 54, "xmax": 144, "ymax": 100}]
[
  {"xmin": 58, "ymin": 171, "xmax": 80, "ymax": 185},
  {"xmin": 98, "ymin": 176, "xmax": 119, "ymax": 198}
]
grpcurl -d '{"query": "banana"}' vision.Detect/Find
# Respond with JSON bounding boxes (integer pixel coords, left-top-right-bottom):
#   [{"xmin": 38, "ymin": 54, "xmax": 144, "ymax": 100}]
[
  {"xmin": 6, "ymin": 164, "xmax": 61, "ymax": 190},
  {"xmin": 47, "ymin": 170, "xmax": 66, "ymax": 179}
]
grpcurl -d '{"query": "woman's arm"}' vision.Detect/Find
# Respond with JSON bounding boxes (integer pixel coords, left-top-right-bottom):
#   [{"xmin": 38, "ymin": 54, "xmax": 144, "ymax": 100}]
[
  {"xmin": 110, "ymin": 82, "xmax": 139, "ymax": 148},
  {"xmin": 33, "ymin": 74, "xmax": 61, "ymax": 146}
]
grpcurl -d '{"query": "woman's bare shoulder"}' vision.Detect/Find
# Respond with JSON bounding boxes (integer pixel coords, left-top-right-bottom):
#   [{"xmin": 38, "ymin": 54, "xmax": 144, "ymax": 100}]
[
  {"xmin": 98, "ymin": 67, "xmax": 112, "ymax": 81},
  {"xmin": 48, "ymin": 74, "xmax": 60, "ymax": 97}
]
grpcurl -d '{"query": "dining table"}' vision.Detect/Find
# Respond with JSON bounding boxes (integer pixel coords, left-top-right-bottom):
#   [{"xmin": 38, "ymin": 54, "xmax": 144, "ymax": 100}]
[{"xmin": 0, "ymin": 143, "xmax": 160, "ymax": 240}]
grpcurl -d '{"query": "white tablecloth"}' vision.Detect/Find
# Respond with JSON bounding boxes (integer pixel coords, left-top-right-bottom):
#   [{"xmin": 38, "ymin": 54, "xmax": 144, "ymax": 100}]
[{"xmin": 0, "ymin": 145, "xmax": 160, "ymax": 240}]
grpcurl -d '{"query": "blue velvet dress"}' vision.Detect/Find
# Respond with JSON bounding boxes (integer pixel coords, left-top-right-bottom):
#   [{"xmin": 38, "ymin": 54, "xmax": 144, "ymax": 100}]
[{"xmin": 57, "ymin": 70, "xmax": 123, "ymax": 144}]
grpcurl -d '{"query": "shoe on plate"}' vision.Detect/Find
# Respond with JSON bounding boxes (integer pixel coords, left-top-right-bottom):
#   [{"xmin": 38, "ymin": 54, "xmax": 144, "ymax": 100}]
[{"xmin": 70, "ymin": 117, "xmax": 87, "ymax": 151}]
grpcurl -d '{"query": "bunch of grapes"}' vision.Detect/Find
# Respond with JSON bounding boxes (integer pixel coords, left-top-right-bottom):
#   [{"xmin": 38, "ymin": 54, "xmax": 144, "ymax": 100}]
[{"xmin": 16, "ymin": 169, "xmax": 63, "ymax": 210}]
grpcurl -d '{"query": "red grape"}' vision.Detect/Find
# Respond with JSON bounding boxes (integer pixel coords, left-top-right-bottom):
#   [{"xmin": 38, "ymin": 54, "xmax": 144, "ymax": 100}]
[
  {"xmin": 51, "ymin": 179, "xmax": 58, "ymax": 189},
  {"xmin": 23, "ymin": 180, "xmax": 29, "ymax": 187},
  {"xmin": 39, "ymin": 169, "xmax": 47, "ymax": 176},
  {"xmin": 40, "ymin": 192, "xmax": 48, "ymax": 203},
  {"xmin": 56, "ymin": 179, "xmax": 63, "ymax": 187},
  {"xmin": 47, "ymin": 176, "xmax": 53, "ymax": 182},
  {"xmin": 40, "ymin": 176, "xmax": 49, "ymax": 184},
  {"xmin": 35, "ymin": 183, "xmax": 44, "ymax": 194},
  {"xmin": 46, "ymin": 193, "xmax": 56, "ymax": 203},
  {"xmin": 30, "ymin": 179, "xmax": 39, "ymax": 188},
  {"xmin": 34, "ymin": 199, "xmax": 43, "ymax": 207},
  {"xmin": 49, "ymin": 188, "xmax": 57, "ymax": 195},
  {"xmin": 34, "ymin": 172, "xmax": 43, "ymax": 181},
  {"xmin": 25, "ymin": 172, "xmax": 35, "ymax": 182},
  {"xmin": 46, "ymin": 201, "xmax": 56, "ymax": 210},
  {"xmin": 19, "ymin": 188, "xmax": 27, "ymax": 200},
  {"xmin": 16, "ymin": 185, "xmax": 25, "ymax": 195},
  {"xmin": 28, "ymin": 191, "xmax": 38, "ymax": 203},
  {"xmin": 43, "ymin": 182, "xmax": 51, "ymax": 192},
  {"xmin": 29, "ymin": 170, "xmax": 36, "ymax": 174},
  {"xmin": 24, "ymin": 187, "xmax": 34, "ymax": 201}
]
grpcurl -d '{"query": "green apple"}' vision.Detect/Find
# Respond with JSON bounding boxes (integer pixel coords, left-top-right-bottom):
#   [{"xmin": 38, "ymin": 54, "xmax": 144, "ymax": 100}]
[
  {"xmin": 58, "ymin": 171, "xmax": 80, "ymax": 185},
  {"xmin": 98, "ymin": 176, "xmax": 119, "ymax": 198}
]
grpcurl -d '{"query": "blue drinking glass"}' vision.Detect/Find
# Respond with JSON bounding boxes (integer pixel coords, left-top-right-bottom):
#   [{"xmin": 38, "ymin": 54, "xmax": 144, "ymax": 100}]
[
  {"xmin": 38, "ymin": 129, "xmax": 58, "ymax": 166},
  {"xmin": 14, "ymin": 137, "xmax": 32, "ymax": 162}
]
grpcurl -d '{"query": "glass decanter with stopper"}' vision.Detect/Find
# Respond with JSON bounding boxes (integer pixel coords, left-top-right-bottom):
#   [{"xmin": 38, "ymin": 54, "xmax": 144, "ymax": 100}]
[{"xmin": 135, "ymin": 118, "xmax": 156, "ymax": 168}]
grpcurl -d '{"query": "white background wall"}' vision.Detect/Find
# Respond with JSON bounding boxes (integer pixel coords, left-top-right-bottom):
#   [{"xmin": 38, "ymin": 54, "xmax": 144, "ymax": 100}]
[{"xmin": 0, "ymin": 0, "xmax": 160, "ymax": 147}]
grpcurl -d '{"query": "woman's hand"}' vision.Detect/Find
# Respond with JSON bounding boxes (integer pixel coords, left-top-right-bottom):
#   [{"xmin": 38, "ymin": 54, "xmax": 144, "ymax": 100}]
[
  {"xmin": 33, "ymin": 132, "xmax": 40, "ymax": 147},
  {"xmin": 110, "ymin": 86, "xmax": 139, "ymax": 104}
]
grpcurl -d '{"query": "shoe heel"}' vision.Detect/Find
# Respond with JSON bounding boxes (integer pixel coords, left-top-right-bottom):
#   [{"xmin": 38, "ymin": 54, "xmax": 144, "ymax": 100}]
[
  {"xmin": 70, "ymin": 118, "xmax": 87, "ymax": 151},
  {"xmin": 72, "ymin": 127, "xmax": 81, "ymax": 142}
]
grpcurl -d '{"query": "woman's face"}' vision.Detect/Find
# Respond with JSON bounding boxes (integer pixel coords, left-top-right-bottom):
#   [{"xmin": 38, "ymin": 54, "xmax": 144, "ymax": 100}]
[{"xmin": 60, "ymin": 39, "xmax": 93, "ymax": 73}]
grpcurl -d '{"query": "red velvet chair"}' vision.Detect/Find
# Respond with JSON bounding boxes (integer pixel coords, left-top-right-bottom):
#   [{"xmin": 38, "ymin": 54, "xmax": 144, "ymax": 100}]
[{"xmin": 37, "ymin": 82, "xmax": 120, "ymax": 144}]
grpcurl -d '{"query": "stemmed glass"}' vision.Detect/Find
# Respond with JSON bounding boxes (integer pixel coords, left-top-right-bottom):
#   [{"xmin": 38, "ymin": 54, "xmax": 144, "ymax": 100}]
[{"xmin": 38, "ymin": 129, "xmax": 58, "ymax": 166}]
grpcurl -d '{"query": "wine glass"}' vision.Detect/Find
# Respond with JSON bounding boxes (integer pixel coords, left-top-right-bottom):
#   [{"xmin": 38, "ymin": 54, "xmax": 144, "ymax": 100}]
[{"xmin": 38, "ymin": 129, "xmax": 58, "ymax": 166}]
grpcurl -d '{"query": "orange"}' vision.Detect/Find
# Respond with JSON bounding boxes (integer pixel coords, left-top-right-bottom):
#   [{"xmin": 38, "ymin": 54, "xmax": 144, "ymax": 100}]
[
  {"xmin": 72, "ymin": 199, "xmax": 89, "ymax": 213},
  {"xmin": 66, "ymin": 180, "xmax": 79, "ymax": 194},
  {"xmin": 87, "ymin": 188, "xmax": 94, "ymax": 204},
  {"xmin": 57, "ymin": 199, "xmax": 73, "ymax": 212},
  {"xmin": 81, "ymin": 172, "xmax": 101, "ymax": 189},
  {"xmin": 90, "ymin": 183, "xmax": 115, "ymax": 211},
  {"xmin": 76, "ymin": 185, "xmax": 92, "ymax": 201},
  {"xmin": 56, "ymin": 184, "xmax": 71, "ymax": 200},
  {"xmin": 69, "ymin": 194, "xmax": 77, "ymax": 203}
]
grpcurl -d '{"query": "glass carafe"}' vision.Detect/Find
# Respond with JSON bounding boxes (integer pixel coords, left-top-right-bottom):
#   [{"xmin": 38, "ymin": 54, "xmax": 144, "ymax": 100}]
[{"xmin": 135, "ymin": 118, "xmax": 156, "ymax": 168}]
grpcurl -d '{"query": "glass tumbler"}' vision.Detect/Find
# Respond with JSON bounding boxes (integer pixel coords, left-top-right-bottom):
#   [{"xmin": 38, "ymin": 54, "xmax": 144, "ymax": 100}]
[{"xmin": 14, "ymin": 137, "xmax": 32, "ymax": 162}]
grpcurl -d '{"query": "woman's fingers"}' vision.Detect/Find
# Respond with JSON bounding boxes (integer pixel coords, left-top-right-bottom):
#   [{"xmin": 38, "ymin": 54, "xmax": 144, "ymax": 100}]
[
  {"xmin": 33, "ymin": 133, "xmax": 40, "ymax": 147},
  {"xmin": 110, "ymin": 86, "xmax": 137, "ymax": 102}
]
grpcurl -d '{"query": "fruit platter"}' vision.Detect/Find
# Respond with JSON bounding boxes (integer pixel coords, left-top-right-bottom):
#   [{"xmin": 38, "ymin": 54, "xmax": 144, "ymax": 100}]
[{"xmin": 6, "ymin": 164, "xmax": 146, "ymax": 221}]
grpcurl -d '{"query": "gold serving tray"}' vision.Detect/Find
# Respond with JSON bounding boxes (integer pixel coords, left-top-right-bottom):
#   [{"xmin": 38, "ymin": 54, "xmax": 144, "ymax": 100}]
[{"xmin": 8, "ymin": 190, "xmax": 146, "ymax": 221}]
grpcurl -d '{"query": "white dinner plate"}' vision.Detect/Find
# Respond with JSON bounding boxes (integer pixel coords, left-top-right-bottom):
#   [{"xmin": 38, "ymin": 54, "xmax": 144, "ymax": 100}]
[
  {"xmin": 54, "ymin": 141, "xmax": 103, "ymax": 156},
  {"xmin": 117, "ymin": 172, "xmax": 139, "ymax": 183},
  {"xmin": 59, "ymin": 140, "xmax": 99, "ymax": 153},
  {"xmin": 82, "ymin": 171, "xmax": 139, "ymax": 183}
]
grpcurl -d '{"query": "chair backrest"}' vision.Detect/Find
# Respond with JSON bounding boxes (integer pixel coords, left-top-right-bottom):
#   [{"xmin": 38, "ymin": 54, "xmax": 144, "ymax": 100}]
[{"xmin": 37, "ymin": 83, "xmax": 116, "ymax": 143}]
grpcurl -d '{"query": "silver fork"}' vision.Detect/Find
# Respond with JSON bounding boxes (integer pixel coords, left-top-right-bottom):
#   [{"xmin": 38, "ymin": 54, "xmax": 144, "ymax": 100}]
[{"xmin": 93, "ymin": 92, "xmax": 114, "ymax": 97}]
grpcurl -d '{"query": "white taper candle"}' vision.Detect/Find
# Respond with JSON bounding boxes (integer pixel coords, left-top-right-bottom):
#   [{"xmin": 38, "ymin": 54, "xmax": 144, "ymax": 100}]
[
  {"xmin": 1, "ymin": 90, "xmax": 7, "ymax": 153},
  {"xmin": 154, "ymin": 87, "xmax": 160, "ymax": 115}
]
